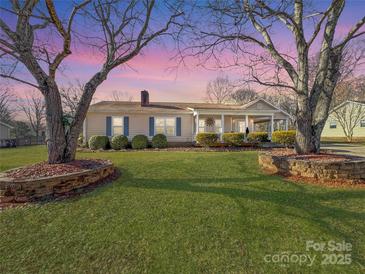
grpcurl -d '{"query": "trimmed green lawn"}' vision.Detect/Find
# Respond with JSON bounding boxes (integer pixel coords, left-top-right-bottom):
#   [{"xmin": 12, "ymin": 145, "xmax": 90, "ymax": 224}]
[{"xmin": 0, "ymin": 146, "xmax": 364, "ymax": 273}]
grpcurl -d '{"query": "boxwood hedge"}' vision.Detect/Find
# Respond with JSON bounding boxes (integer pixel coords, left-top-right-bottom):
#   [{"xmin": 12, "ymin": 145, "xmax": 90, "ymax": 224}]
[
  {"xmin": 88, "ymin": 135, "xmax": 110, "ymax": 150},
  {"xmin": 132, "ymin": 134, "xmax": 148, "ymax": 149},
  {"xmin": 196, "ymin": 133, "xmax": 219, "ymax": 147},
  {"xmin": 152, "ymin": 134, "xmax": 168, "ymax": 148}
]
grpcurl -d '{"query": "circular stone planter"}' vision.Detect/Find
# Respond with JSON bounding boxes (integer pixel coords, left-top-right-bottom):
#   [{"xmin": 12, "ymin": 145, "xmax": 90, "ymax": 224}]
[
  {"xmin": 0, "ymin": 160, "xmax": 116, "ymax": 203},
  {"xmin": 258, "ymin": 151, "xmax": 365, "ymax": 183}
]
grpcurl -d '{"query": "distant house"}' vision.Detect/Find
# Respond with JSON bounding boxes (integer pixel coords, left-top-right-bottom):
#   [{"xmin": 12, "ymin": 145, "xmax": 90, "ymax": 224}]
[
  {"xmin": 322, "ymin": 100, "xmax": 365, "ymax": 141},
  {"xmin": 0, "ymin": 121, "xmax": 13, "ymax": 140},
  {"xmin": 83, "ymin": 90, "xmax": 291, "ymax": 145}
]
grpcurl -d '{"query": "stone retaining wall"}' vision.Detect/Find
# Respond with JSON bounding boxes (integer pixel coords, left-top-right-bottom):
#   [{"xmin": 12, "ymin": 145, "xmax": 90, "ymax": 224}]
[
  {"xmin": 258, "ymin": 152, "xmax": 365, "ymax": 181},
  {"xmin": 0, "ymin": 161, "xmax": 115, "ymax": 203}
]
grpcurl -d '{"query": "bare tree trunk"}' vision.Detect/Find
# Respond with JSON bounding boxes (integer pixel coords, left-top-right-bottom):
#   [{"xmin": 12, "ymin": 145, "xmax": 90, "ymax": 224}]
[
  {"xmin": 44, "ymin": 87, "xmax": 67, "ymax": 164},
  {"xmin": 295, "ymin": 116, "xmax": 324, "ymax": 154},
  {"xmin": 295, "ymin": 95, "xmax": 328, "ymax": 154},
  {"xmin": 295, "ymin": 95, "xmax": 316, "ymax": 153},
  {"xmin": 62, "ymin": 71, "xmax": 107, "ymax": 162}
]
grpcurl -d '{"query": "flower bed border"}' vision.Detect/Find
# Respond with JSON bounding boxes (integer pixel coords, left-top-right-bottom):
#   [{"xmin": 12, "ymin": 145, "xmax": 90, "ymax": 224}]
[
  {"xmin": 258, "ymin": 151, "xmax": 365, "ymax": 185},
  {"xmin": 0, "ymin": 160, "xmax": 116, "ymax": 204}
]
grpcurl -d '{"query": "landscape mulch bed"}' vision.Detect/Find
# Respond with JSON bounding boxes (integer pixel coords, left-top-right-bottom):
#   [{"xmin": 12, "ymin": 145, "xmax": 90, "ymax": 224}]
[
  {"xmin": 0, "ymin": 169, "xmax": 119, "ymax": 210},
  {"xmin": 268, "ymin": 148, "xmax": 364, "ymax": 162},
  {"xmin": 266, "ymin": 149, "xmax": 365, "ymax": 188},
  {"xmin": 77, "ymin": 146, "xmax": 264, "ymax": 153},
  {"xmin": 1, "ymin": 160, "xmax": 118, "ymax": 210},
  {"xmin": 5, "ymin": 159, "xmax": 108, "ymax": 179}
]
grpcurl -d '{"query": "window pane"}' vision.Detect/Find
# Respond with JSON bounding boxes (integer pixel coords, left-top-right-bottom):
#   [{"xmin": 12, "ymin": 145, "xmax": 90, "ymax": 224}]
[
  {"xmin": 199, "ymin": 120, "xmax": 205, "ymax": 127},
  {"xmin": 166, "ymin": 126, "xmax": 175, "ymax": 136},
  {"xmin": 155, "ymin": 118, "xmax": 164, "ymax": 127},
  {"xmin": 113, "ymin": 117, "xmax": 123, "ymax": 126},
  {"xmin": 361, "ymin": 120, "xmax": 365, "ymax": 127},
  {"xmin": 155, "ymin": 126, "xmax": 165, "ymax": 134},
  {"xmin": 166, "ymin": 118, "xmax": 175, "ymax": 127},
  {"xmin": 113, "ymin": 126, "xmax": 123, "ymax": 135},
  {"xmin": 215, "ymin": 119, "xmax": 221, "ymax": 127}
]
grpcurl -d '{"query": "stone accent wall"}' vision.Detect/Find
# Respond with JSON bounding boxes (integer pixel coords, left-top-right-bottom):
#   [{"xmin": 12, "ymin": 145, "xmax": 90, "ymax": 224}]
[
  {"xmin": 0, "ymin": 162, "xmax": 115, "ymax": 203},
  {"xmin": 258, "ymin": 152, "xmax": 365, "ymax": 182}
]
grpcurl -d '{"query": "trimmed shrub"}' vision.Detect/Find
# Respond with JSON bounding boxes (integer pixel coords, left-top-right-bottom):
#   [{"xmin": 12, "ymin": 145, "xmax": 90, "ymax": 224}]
[
  {"xmin": 132, "ymin": 134, "xmax": 148, "ymax": 149},
  {"xmin": 272, "ymin": 130, "xmax": 296, "ymax": 146},
  {"xmin": 111, "ymin": 135, "xmax": 128, "ymax": 150},
  {"xmin": 222, "ymin": 133, "xmax": 245, "ymax": 146},
  {"xmin": 196, "ymin": 132, "xmax": 219, "ymax": 147},
  {"xmin": 247, "ymin": 132, "xmax": 269, "ymax": 142},
  {"xmin": 88, "ymin": 135, "xmax": 110, "ymax": 150},
  {"xmin": 152, "ymin": 134, "xmax": 168, "ymax": 148}
]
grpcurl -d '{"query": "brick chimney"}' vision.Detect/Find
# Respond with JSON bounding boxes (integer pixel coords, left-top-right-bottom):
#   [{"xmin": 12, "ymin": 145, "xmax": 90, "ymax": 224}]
[{"xmin": 141, "ymin": 90, "xmax": 149, "ymax": 106}]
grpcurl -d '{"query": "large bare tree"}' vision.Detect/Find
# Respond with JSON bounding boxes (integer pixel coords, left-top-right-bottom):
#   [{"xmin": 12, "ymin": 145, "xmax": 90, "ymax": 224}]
[
  {"xmin": 180, "ymin": 0, "xmax": 365, "ymax": 153},
  {"xmin": 60, "ymin": 80, "xmax": 101, "ymax": 117},
  {"xmin": 230, "ymin": 87, "xmax": 258, "ymax": 104},
  {"xmin": 0, "ymin": 87, "xmax": 15, "ymax": 123},
  {"xmin": 18, "ymin": 91, "xmax": 45, "ymax": 140},
  {"xmin": 332, "ymin": 75, "xmax": 365, "ymax": 106},
  {"xmin": 205, "ymin": 76, "xmax": 234, "ymax": 103},
  {"xmin": 0, "ymin": 0, "xmax": 183, "ymax": 163}
]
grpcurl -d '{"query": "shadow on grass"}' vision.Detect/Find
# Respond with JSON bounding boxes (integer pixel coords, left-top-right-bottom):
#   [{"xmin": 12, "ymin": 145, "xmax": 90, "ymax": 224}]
[{"xmin": 119, "ymin": 168, "xmax": 365, "ymax": 268}]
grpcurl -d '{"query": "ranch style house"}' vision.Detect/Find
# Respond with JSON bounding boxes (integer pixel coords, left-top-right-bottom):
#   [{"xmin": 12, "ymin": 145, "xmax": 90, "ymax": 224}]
[{"xmin": 83, "ymin": 90, "xmax": 291, "ymax": 145}]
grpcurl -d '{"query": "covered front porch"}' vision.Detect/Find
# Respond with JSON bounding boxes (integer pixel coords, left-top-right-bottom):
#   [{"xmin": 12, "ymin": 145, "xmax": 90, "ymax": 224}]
[
  {"xmin": 189, "ymin": 98, "xmax": 291, "ymax": 141},
  {"xmin": 193, "ymin": 113, "xmax": 288, "ymax": 140}
]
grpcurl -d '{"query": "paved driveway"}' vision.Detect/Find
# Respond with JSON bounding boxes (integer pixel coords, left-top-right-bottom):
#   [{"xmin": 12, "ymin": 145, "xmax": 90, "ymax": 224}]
[{"xmin": 321, "ymin": 142, "xmax": 365, "ymax": 157}]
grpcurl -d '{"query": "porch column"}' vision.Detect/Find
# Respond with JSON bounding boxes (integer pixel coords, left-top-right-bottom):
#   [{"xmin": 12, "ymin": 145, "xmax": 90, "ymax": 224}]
[
  {"xmin": 221, "ymin": 114, "xmax": 225, "ymax": 140},
  {"xmin": 195, "ymin": 112, "xmax": 199, "ymax": 137},
  {"xmin": 245, "ymin": 115, "xmax": 249, "ymax": 140},
  {"xmin": 285, "ymin": 119, "xmax": 288, "ymax": 131},
  {"xmin": 270, "ymin": 114, "xmax": 274, "ymax": 140}
]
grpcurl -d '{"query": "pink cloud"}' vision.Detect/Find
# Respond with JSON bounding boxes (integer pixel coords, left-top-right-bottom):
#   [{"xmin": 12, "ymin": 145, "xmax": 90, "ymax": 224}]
[
  {"xmin": 67, "ymin": 52, "xmax": 104, "ymax": 65},
  {"xmin": 113, "ymin": 72, "xmax": 175, "ymax": 82}
]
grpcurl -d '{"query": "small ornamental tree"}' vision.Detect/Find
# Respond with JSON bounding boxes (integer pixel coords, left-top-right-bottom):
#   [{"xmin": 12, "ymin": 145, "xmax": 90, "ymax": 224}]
[
  {"xmin": 332, "ymin": 102, "xmax": 365, "ymax": 142},
  {"xmin": 0, "ymin": 0, "xmax": 183, "ymax": 163}
]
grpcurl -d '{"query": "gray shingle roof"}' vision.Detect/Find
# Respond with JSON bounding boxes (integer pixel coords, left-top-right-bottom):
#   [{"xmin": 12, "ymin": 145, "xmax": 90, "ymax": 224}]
[{"xmin": 88, "ymin": 101, "xmax": 246, "ymax": 113}]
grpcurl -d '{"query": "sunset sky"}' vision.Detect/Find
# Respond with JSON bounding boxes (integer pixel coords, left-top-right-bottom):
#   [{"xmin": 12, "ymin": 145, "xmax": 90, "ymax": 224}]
[{"xmin": 1, "ymin": 0, "xmax": 365, "ymax": 104}]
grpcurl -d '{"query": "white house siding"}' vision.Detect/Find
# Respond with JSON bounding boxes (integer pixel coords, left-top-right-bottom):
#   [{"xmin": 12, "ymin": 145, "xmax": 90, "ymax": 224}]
[
  {"xmin": 322, "ymin": 101, "xmax": 365, "ymax": 138},
  {"xmin": 274, "ymin": 112, "xmax": 289, "ymax": 120},
  {"xmin": 244, "ymin": 101, "xmax": 277, "ymax": 112},
  {"xmin": 322, "ymin": 114, "xmax": 365, "ymax": 138},
  {"xmin": 85, "ymin": 112, "xmax": 193, "ymax": 143}
]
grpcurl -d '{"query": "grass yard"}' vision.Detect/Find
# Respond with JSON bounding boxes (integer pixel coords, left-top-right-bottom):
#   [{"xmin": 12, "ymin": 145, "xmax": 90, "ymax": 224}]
[{"xmin": 0, "ymin": 146, "xmax": 364, "ymax": 273}]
